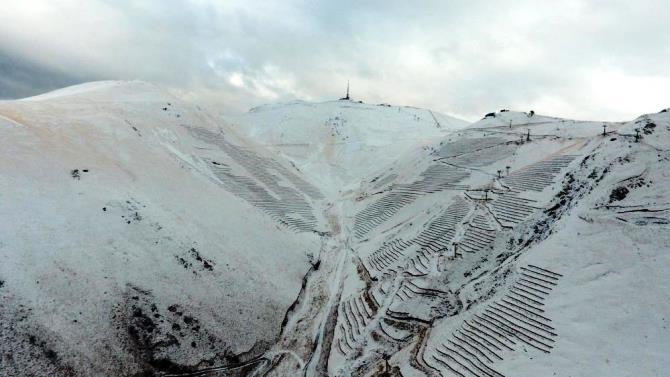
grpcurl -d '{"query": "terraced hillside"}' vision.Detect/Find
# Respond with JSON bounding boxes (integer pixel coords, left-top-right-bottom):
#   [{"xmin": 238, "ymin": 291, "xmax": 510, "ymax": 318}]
[
  {"xmin": 261, "ymin": 110, "xmax": 670, "ymax": 377},
  {"xmin": 1, "ymin": 84, "xmax": 668, "ymax": 377},
  {"xmin": 0, "ymin": 82, "xmax": 327, "ymax": 376}
]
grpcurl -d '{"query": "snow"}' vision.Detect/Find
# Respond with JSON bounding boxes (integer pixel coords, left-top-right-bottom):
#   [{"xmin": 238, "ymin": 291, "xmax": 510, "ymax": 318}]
[
  {"xmin": 1, "ymin": 81, "xmax": 668, "ymax": 377},
  {"xmin": 17, "ymin": 80, "xmax": 171, "ymax": 102},
  {"xmin": 499, "ymin": 112, "xmax": 670, "ymax": 376},
  {"xmin": 225, "ymin": 99, "xmax": 468, "ymax": 194},
  {"xmin": 0, "ymin": 81, "xmax": 323, "ymax": 375},
  {"xmin": 320, "ymin": 107, "xmax": 670, "ymax": 376}
]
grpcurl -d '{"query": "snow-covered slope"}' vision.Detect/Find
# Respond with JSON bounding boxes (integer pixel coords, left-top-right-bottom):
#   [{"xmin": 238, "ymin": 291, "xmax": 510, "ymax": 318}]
[
  {"xmin": 226, "ymin": 100, "xmax": 468, "ymax": 193},
  {"xmin": 0, "ymin": 81, "xmax": 326, "ymax": 376},
  {"xmin": 262, "ymin": 109, "xmax": 670, "ymax": 377},
  {"xmin": 1, "ymin": 81, "xmax": 668, "ymax": 377},
  {"xmin": 470, "ymin": 110, "xmax": 565, "ymax": 129}
]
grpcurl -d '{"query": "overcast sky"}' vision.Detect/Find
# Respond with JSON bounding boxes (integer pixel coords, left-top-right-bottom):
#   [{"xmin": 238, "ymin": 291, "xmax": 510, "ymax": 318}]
[{"xmin": 1, "ymin": 0, "xmax": 668, "ymax": 121}]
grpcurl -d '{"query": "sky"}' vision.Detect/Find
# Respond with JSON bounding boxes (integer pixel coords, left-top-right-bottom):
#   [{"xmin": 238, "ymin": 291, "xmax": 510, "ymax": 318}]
[{"xmin": 0, "ymin": 0, "xmax": 669, "ymax": 121}]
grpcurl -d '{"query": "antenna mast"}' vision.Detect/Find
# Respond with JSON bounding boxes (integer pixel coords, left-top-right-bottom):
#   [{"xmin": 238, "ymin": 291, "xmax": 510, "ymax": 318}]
[{"xmin": 339, "ymin": 80, "xmax": 351, "ymax": 100}]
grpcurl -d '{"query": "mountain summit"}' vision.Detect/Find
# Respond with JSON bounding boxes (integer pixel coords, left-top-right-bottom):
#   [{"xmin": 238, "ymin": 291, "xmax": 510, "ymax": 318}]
[{"xmin": 226, "ymin": 100, "xmax": 468, "ymax": 193}]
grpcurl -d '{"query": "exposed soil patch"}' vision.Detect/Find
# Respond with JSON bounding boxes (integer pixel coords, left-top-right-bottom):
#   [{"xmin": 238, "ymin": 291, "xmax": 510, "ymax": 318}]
[
  {"xmin": 175, "ymin": 247, "xmax": 215, "ymax": 274},
  {"xmin": 0, "ymin": 296, "xmax": 79, "ymax": 376},
  {"xmin": 643, "ymin": 122, "xmax": 656, "ymax": 135},
  {"xmin": 70, "ymin": 169, "xmax": 91, "ymax": 180},
  {"xmin": 111, "ymin": 285, "xmax": 240, "ymax": 376},
  {"xmin": 609, "ymin": 187, "xmax": 629, "ymax": 203}
]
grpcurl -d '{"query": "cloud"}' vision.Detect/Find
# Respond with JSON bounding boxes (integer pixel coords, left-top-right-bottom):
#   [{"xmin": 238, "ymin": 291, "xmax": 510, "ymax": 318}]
[
  {"xmin": 0, "ymin": 0, "xmax": 668, "ymax": 121},
  {"xmin": 0, "ymin": 51, "xmax": 92, "ymax": 99}
]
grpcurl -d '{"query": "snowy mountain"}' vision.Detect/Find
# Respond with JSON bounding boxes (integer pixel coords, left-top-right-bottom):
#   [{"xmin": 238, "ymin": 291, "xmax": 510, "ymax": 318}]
[
  {"xmin": 1, "ymin": 82, "xmax": 668, "ymax": 377},
  {"xmin": 314, "ymin": 108, "xmax": 670, "ymax": 377},
  {"xmin": 0, "ymin": 81, "xmax": 326, "ymax": 376},
  {"xmin": 225, "ymin": 100, "xmax": 468, "ymax": 193}
]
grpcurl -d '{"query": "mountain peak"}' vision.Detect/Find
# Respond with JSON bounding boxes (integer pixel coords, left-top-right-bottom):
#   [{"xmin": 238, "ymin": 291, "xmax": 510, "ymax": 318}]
[
  {"xmin": 227, "ymin": 99, "xmax": 469, "ymax": 192},
  {"xmin": 17, "ymin": 80, "xmax": 173, "ymax": 102}
]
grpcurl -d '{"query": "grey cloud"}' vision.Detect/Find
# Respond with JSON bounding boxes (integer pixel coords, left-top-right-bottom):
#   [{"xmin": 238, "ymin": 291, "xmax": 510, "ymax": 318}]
[
  {"xmin": 0, "ymin": 51, "xmax": 94, "ymax": 99},
  {"xmin": 0, "ymin": 0, "xmax": 668, "ymax": 121}
]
